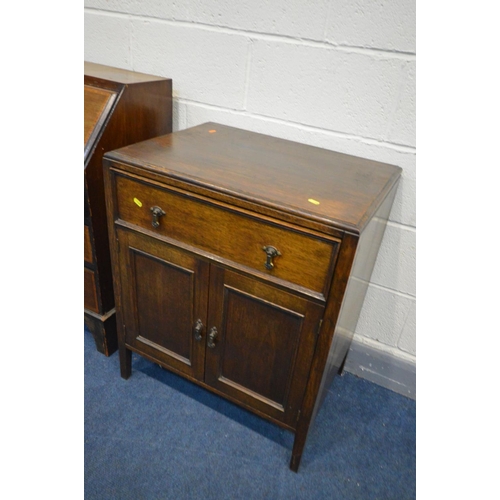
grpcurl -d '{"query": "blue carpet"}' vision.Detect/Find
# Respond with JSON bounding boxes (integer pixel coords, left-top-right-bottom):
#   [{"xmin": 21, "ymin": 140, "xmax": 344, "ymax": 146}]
[{"xmin": 85, "ymin": 327, "xmax": 415, "ymax": 499}]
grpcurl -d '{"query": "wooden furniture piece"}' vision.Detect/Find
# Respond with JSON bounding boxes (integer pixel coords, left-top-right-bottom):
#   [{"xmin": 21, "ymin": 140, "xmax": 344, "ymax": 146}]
[
  {"xmin": 84, "ymin": 62, "xmax": 172, "ymax": 355},
  {"xmin": 103, "ymin": 123, "xmax": 401, "ymax": 471}
]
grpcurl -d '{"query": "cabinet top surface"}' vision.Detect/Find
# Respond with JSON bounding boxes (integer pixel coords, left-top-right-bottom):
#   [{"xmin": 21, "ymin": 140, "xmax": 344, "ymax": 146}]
[
  {"xmin": 84, "ymin": 61, "xmax": 170, "ymax": 85},
  {"xmin": 105, "ymin": 123, "xmax": 401, "ymax": 232}
]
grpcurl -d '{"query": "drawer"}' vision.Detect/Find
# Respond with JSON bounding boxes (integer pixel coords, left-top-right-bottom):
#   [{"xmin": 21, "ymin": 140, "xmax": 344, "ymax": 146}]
[
  {"xmin": 84, "ymin": 224, "xmax": 93, "ymax": 264},
  {"xmin": 84, "ymin": 268, "xmax": 99, "ymax": 313},
  {"xmin": 114, "ymin": 174, "xmax": 339, "ymax": 296}
]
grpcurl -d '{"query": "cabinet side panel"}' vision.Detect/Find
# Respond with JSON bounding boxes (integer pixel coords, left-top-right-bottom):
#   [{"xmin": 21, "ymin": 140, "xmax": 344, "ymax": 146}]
[
  {"xmin": 119, "ymin": 79, "xmax": 173, "ymax": 145},
  {"xmin": 290, "ymin": 182, "xmax": 399, "ymax": 471},
  {"xmin": 290, "ymin": 230, "xmax": 358, "ymax": 471},
  {"xmin": 312, "ymin": 181, "xmax": 400, "ymax": 418}
]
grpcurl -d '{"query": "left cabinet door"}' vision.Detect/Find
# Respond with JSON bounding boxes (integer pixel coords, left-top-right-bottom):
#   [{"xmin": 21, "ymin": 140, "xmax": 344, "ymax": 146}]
[{"xmin": 116, "ymin": 228, "xmax": 209, "ymax": 381}]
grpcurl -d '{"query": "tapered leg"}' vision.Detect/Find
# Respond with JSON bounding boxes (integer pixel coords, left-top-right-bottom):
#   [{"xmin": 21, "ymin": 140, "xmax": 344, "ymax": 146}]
[
  {"xmin": 119, "ymin": 345, "xmax": 132, "ymax": 379},
  {"xmin": 289, "ymin": 426, "xmax": 309, "ymax": 472},
  {"xmin": 289, "ymin": 453, "xmax": 302, "ymax": 473},
  {"xmin": 337, "ymin": 351, "xmax": 349, "ymax": 376}
]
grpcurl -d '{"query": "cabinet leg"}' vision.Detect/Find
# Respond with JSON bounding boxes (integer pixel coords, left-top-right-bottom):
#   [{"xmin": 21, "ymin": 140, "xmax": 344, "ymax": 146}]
[
  {"xmin": 337, "ymin": 351, "xmax": 349, "ymax": 376},
  {"xmin": 119, "ymin": 345, "xmax": 132, "ymax": 379},
  {"xmin": 289, "ymin": 429, "xmax": 308, "ymax": 472},
  {"xmin": 289, "ymin": 453, "xmax": 302, "ymax": 473},
  {"xmin": 84, "ymin": 310, "xmax": 118, "ymax": 357}
]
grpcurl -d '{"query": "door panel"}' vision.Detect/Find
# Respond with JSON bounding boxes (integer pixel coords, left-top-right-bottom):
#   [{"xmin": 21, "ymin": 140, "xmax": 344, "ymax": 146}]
[
  {"xmin": 117, "ymin": 228, "xmax": 208, "ymax": 380},
  {"xmin": 205, "ymin": 265, "xmax": 324, "ymax": 427},
  {"xmin": 219, "ymin": 288, "xmax": 303, "ymax": 409},
  {"xmin": 84, "ymin": 268, "xmax": 99, "ymax": 313},
  {"xmin": 133, "ymin": 250, "xmax": 193, "ymax": 360}
]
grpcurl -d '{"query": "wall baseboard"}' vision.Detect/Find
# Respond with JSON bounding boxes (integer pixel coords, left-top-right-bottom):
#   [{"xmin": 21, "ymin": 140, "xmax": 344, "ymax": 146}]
[{"xmin": 343, "ymin": 340, "xmax": 416, "ymax": 400}]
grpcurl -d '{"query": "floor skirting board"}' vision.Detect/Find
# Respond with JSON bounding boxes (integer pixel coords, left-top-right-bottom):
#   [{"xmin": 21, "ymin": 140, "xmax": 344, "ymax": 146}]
[{"xmin": 344, "ymin": 340, "xmax": 416, "ymax": 400}]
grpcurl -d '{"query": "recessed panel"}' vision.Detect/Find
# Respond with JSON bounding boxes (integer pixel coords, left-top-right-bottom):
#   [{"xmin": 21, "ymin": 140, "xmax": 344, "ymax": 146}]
[
  {"xmin": 132, "ymin": 249, "xmax": 194, "ymax": 362},
  {"xmin": 220, "ymin": 287, "xmax": 304, "ymax": 409},
  {"xmin": 84, "ymin": 268, "xmax": 99, "ymax": 313},
  {"xmin": 84, "ymin": 225, "xmax": 93, "ymax": 264},
  {"xmin": 84, "ymin": 85, "xmax": 115, "ymax": 151}
]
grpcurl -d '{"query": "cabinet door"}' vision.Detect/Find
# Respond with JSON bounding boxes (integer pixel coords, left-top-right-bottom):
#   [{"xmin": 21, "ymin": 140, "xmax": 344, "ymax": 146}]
[
  {"xmin": 204, "ymin": 265, "xmax": 324, "ymax": 428},
  {"xmin": 116, "ymin": 228, "xmax": 209, "ymax": 380}
]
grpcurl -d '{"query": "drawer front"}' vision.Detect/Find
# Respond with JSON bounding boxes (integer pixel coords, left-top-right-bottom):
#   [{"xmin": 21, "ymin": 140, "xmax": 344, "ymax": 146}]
[
  {"xmin": 84, "ymin": 268, "xmax": 99, "ymax": 313},
  {"xmin": 84, "ymin": 224, "xmax": 94, "ymax": 264},
  {"xmin": 114, "ymin": 174, "xmax": 338, "ymax": 296}
]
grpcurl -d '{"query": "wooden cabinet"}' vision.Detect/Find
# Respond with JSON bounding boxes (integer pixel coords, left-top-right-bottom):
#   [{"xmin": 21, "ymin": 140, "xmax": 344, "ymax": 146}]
[
  {"xmin": 103, "ymin": 122, "xmax": 401, "ymax": 471},
  {"xmin": 84, "ymin": 62, "xmax": 172, "ymax": 355}
]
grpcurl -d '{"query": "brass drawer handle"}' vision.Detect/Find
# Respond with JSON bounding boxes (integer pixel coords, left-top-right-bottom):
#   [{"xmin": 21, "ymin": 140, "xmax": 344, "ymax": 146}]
[
  {"xmin": 150, "ymin": 206, "xmax": 166, "ymax": 228},
  {"xmin": 193, "ymin": 319, "xmax": 203, "ymax": 341},
  {"xmin": 262, "ymin": 245, "xmax": 281, "ymax": 270},
  {"xmin": 207, "ymin": 327, "xmax": 218, "ymax": 349}
]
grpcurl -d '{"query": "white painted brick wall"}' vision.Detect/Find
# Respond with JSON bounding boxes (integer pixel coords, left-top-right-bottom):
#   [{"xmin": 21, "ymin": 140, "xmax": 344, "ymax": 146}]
[
  {"xmin": 84, "ymin": 12, "xmax": 130, "ymax": 67},
  {"xmin": 325, "ymin": 0, "xmax": 416, "ymax": 52},
  {"xmin": 387, "ymin": 60, "xmax": 416, "ymax": 146},
  {"xmin": 247, "ymin": 41, "xmax": 405, "ymax": 140},
  {"xmin": 371, "ymin": 223, "xmax": 416, "ymax": 296},
  {"xmin": 356, "ymin": 285, "xmax": 414, "ymax": 346},
  {"xmin": 178, "ymin": 0, "xmax": 331, "ymax": 39},
  {"xmin": 398, "ymin": 301, "xmax": 416, "ymax": 356},
  {"xmin": 84, "ymin": 0, "xmax": 416, "ymax": 378},
  {"xmin": 131, "ymin": 20, "xmax": 250, "ymax": 108}
]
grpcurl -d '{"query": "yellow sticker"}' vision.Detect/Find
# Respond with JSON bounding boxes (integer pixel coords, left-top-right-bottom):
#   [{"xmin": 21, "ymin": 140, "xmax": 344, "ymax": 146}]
[
  {"xmin": 133, "ymin": 197, "xmax": 143, "ymax": 207},
  {"xmin": 308, "ymin": 198, "xmax": 320, "ymax": 205}
]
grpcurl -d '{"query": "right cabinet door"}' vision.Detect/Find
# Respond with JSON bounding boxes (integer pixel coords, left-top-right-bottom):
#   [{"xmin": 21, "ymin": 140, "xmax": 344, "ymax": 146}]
[{"xmin": 204, "ymin": 265, "xmax": 324, "ymax": 428}]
